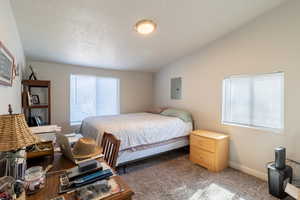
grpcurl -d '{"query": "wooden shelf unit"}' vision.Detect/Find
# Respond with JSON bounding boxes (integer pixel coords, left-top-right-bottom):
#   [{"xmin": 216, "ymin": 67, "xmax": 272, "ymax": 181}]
[
  {"xmin": 23, "ymin": 104, "xmax": 49, "ymax": 109},
  {"xmin": 22, "ymin": 80, "xmax": 51, "ymax": 126}
]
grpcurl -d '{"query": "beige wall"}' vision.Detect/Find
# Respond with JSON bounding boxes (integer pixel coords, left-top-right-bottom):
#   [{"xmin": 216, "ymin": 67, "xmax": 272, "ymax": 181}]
[
  {"xmin": 27, "ymin": 61, "xmax": 153, "ymax": 132},
  {"xmin": 154, "ymin": 1, "xmax": 300, "ymax": 179},
  {"xmin": 0, "ymin": 0, "xmax": 25, "ymax": 114}
]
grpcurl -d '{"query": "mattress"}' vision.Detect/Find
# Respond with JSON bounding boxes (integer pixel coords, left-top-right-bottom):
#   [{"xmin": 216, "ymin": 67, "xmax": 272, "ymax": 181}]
[
  {"xmin": 80, "ymin": 112, "xmax": 192, "ymax": 151},
  {"xmin": 117, "ymin": 136, "xmax": 189, "ymax": 165}
]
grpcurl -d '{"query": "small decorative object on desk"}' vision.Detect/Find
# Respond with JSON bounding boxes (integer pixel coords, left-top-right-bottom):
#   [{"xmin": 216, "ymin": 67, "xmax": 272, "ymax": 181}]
[
  {"xmin": 8, "ymin": 104, "xmax": 12, "ymax": 114},
  {"xmin": 26, "ymin": 141, "xmax": 54, "ymax": 159},
  {"xmin": 24, "ymin": 166, "xmax": 46, "ymax": 194},
  {"xmin": 75, "ymin": 179, "xmax": 122, "ymax": 200},
  {"xmin": 0, "ymin": 176, "xmax": 15, "ymax": 199},
  {"xmin": 0, "ymin": 176, "xmax": 25, "ymax": 200}
]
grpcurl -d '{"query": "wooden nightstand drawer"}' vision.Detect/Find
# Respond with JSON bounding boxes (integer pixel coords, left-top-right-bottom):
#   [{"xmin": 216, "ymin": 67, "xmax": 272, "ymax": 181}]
[
  {"xmin": 190, "ymin": 146, "xmax": 214, "ymax": 169},
  {"xmin": 190, "ymin": 134, "xmax": 215, "ymax": 153}
]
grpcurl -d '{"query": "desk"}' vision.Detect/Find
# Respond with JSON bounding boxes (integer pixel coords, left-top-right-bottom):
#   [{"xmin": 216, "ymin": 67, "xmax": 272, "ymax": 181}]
[{"xmin": 26, "ymin": 152, "xmax": 134, "ymax": 200}]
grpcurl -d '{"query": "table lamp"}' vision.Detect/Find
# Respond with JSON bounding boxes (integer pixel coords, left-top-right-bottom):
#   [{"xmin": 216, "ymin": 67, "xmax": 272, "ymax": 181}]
[
  {"xmin": 0, "ymin": 105, "xmax": 40, "ymax": 152},
  {"xmin": 0, "ymin": 105, "xmax": 40, "ymax": 199}
]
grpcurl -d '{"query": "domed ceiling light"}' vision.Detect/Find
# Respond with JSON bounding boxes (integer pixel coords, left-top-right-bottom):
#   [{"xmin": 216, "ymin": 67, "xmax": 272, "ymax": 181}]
[{"xmin": 135, "ymin": 19, "xmax": 157, "ymax": 35}]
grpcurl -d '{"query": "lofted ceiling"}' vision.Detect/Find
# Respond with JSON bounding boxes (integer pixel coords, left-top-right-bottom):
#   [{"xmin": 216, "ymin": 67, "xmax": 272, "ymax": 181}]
[{"xmin": 11, "ymin": 0, "xmax": 287, "ymax": 72}]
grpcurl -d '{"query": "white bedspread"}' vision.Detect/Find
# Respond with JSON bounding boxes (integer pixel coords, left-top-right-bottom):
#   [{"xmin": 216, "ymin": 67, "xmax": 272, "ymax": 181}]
[{"xmin": 80, "ymin": 112, "xmax": 192, "ymax": 151}]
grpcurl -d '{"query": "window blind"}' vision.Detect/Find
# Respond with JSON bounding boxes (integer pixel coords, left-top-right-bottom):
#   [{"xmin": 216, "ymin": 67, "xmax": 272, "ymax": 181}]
[
  {"xmin": 222, "ymin": 72, "xmax": 284, "ymax": 131},
  {"xmin": 70, "ymin": 75, "xmax": 120, "ymax": 125}
]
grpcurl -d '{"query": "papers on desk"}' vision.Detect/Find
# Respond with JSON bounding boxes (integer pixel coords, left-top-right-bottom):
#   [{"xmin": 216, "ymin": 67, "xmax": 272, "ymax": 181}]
[
  {"xmin": 30, "ymin": 125, "xmax": 62, "ymax": 134},
  {"xmin": 31, "ymin": 125, "xmax": 61, "ymax": 143},
  {"xmin": 37, "ymin": 132, "xmax": 83, "ymax": 147},
  {"xmin": 38, "ymin": 132, "xmax": 57, "ymax": 142}
]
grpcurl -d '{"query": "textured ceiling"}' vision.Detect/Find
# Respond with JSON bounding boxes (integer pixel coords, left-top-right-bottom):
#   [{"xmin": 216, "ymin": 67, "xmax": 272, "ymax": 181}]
[{"xmin": 11, "ymin": 0, "xmax": 286, "ymax": 72}]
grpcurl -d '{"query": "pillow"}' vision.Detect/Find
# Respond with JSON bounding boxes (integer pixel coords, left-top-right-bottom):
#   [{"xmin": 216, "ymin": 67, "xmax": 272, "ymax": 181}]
[
  {"xmin": 160, "ymin": 108, "xmax": 193, "ymax": 122},
  {"xmin": 146, "ymin": 107, "xmax": 163, "ymax": 114},
  {"xmin": 146, "ymin": 107, "xmax": 169, "ymax": 114}
]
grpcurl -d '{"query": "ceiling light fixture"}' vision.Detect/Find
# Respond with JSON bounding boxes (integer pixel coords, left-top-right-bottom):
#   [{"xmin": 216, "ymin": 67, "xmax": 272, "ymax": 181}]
[{"xmin": 135, "ymin": 19, "xmax": 157, "ymax": 35}]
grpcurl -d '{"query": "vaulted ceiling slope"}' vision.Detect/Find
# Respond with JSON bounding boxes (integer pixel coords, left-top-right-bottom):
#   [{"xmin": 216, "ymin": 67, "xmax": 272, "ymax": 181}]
[{"xmin": 11, "ymin": 0, "xmax": 287, "ymax": 72}]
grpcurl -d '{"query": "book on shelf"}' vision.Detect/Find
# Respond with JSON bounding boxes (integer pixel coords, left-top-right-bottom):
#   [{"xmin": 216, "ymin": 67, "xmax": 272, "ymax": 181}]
[
  {"xmin": 22, "ymin": 89, "xmax": 31, "ymax": 107},
  {"xmin": 27, "ymin": 91, "xmax": 32, "ymax": 106}
]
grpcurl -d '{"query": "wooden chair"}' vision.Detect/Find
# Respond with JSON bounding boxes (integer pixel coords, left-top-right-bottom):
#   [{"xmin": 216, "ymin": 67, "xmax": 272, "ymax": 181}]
[{"xmin": 101, "ymin": 132, "xmax": 121, "ymax": 169}]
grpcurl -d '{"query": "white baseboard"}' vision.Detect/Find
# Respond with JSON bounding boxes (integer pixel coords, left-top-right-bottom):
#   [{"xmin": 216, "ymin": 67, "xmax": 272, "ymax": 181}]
[{"xmin": 229, "ymin": 161, "xmax": 268, "ymax": 181}]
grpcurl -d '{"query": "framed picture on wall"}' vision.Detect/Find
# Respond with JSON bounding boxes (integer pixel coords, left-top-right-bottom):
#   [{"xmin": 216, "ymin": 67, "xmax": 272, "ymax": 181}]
[{"xmin": 0, "ymin": 41, "xmax": 15, "ymax": 86}]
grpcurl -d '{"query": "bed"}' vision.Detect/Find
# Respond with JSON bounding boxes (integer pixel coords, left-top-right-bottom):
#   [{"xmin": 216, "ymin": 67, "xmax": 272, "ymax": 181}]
[{"xmin": 79, "ymin": 111, "xmax": 193, "ymax": 166}]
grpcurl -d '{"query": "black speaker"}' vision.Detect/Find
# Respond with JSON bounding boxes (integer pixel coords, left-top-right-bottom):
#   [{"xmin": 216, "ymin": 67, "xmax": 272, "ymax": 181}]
[
  {"xmin": 268, "ymin": 163, "xmax": 293, "ymax": 198},
  {"xmin": 275, "ymin": 147, "xmax": 286, "ymax": 170}
]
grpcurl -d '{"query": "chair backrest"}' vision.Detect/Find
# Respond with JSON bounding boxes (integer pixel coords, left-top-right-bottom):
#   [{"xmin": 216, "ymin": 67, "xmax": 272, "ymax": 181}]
[{"xmin": 101, "ymin": 132, "xmax": 121, "ymax": 169}]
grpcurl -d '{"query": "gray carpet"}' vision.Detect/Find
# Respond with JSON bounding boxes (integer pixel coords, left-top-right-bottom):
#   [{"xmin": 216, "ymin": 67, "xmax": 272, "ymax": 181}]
[{"xmin": 120, "ymin": 149, "xmax": 287, "ymax": 200}]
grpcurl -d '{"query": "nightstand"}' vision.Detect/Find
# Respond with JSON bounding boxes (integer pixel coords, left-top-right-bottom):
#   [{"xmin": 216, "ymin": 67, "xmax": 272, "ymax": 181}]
[{"xmin": 190, "ymin": 130, "xmax": 229, "ymax": 172}]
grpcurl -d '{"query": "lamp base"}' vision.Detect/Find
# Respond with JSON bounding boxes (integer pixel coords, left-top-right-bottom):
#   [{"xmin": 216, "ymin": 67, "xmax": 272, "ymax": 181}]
[
  {"xmin": 16, "ymin": 191, "xmax": 25, "ymax": 200},
  {"xmin": 0, "ymin": 149, "xmax": 26, "ymax": 180}
]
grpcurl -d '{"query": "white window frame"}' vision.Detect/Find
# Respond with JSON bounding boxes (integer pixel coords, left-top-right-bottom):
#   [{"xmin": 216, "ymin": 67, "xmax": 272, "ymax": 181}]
[
  {"xmin": 221, "ymin": 72, "xmax": 284, "ymax": 133},
  {"xmin": 70, "ymin": 74, "xmax": 120, "ymax": 126}
]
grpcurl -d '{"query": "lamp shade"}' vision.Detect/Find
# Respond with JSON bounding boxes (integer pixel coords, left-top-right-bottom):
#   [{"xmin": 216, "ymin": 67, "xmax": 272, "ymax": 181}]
[{"xmin": 0, "ymin": 114, "xmax": 40, "ymax": 151}]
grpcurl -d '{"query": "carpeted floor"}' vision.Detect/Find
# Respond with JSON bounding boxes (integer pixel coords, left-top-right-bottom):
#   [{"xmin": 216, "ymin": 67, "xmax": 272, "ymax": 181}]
[{"xmin": 120, "ymin": 149, "xmax": 288, "ymax": 200}]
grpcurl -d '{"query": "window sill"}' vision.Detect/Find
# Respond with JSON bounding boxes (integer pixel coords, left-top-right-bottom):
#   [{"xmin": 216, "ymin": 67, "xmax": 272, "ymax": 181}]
[{"xmin": 222, "ymin": 122, "xmax": 284, "ymax": 134}]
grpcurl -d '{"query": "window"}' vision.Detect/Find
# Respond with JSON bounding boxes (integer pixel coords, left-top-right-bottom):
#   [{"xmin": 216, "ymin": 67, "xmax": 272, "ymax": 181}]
[
  {"xmin": 222, "ymin": 72, "xmax": 284, "ymax": 132},
  {"xmin": 70, "ymin": 74, "xmax": 120, "ymax": 125}
]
